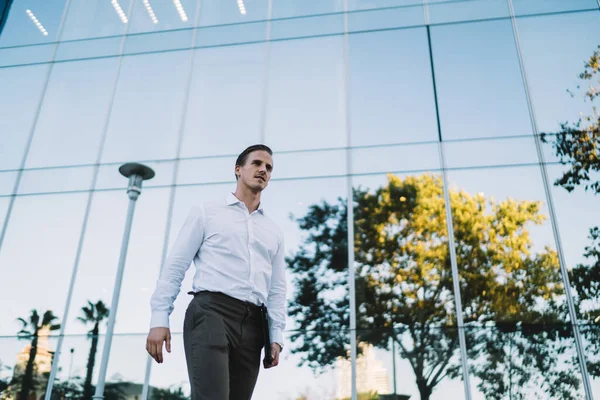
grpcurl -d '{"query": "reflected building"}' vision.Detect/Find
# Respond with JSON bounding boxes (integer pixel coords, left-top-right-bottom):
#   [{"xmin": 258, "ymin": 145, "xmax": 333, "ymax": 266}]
[
  {"xmin": 336, "ymin": 344, "xmax": 390, "ymax": 399},
  {"xmin": 13, "ymin": 327, "xmax": 54, "ymax": 378}
]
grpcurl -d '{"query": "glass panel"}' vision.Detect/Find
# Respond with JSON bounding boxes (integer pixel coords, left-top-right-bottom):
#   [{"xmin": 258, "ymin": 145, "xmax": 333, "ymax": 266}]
[
  {"xmin": 0, "ymin": 0, "xmax": 67, "ymax": 47},
  {"xmin": 179, "ymin": 43, "xmax": 266, "ymax": 159},
  {"xmin": 0, "ymin": 193, "xmax": 89, "ymax": 335},
  {"xmin": 349, "ymin": 28, "xmax": 438, "ymax": 146},
  {"xmin": 428, "ymin": 0, "xmax": 509, "ymax": 24},
  {"xmin": 516, "ymin": 12, "xmax": 600, "ymax": 340},
  {"xmin": 63, "ymin": 187, "xmax": 170, "ymax": 334},
  {"xmin": 430, "ymin": 20, "xmax": 532, "ymax": 140},
  {"xmin": 46, "ymin": 335, "xmax": 98, "ymax": 400},
  {"xmin": 0, "ymin": 335, "xmax": 59, "ymax": 399},
  {"xmin": 124, "ymin": 0, "xmax": 201, "ymax": 54},
  {"xmin": 275, "ymin": 149, "xmax": 346, "ymax": 179},
  {"xmin": 512, "ymin": 0, "xmax": 599, "ymax": 16},
  {"xmin": 546, "ymin": 164, "xmax": 598, "ymax": 326},
  {"xmin": 0, "ymin": 198, "xmax": 9, "ymax": 228},
  {"xmin": 198, "ymin": 0, "xmax": 269, "ymax": 26},
  {"xmin": 26, "ymin": 58, "xmax": 122, "ymax": 168},
  {"xmin": 516, "ymin": 11, "xmax": 600, "ymax": 134},
  {"xmin": 347, "ymin": 0, "xmax": 421, "ymax": 12},
  {"xmin": 196, "ymin": 20, "xmax": 267, "ymax": 48},
  {"xmin": 265, "ymin": 36, "xmax": 346, "ymax": 151},
  {"xmin": 100, "ymin": 50, "xmax": 194, "ymax": 164},
  {"xmin": 54, "ymin": 0, "xmax": 134, "ymax": 61},
  {"xmin": 443, "ymin": 137, "xmax": 538, "ymax": 170},
  {"xmin": 272, "ymin": 0, "xmax": 343, "ymax": 18},
  {"xmin": 346, "ymin": 4, "xmax": 424, "ymax": 32},
  {"xmin": 351, "ymin": 163, "xmax": 467, "ymax": 399},
  {"xmin": 0, "ymin": 171, "xmax": 17, "ymax": 195},
  {"xmin": 0, "ymin": 44, "xmax": 56, "ymax": 67},
  {"xmin": 60, "ymin": 0, "xmax": 133, "ymax": 41},
  {"xmin": 352, "ymin": 143, "xmax": 439, "ymax": 175},
  {"xmin": 253, "ymin": 331, "xmax": 340, "ymax": 398},
  {"xmin": 447, "ymin": 166, "xmax": 585, "ymax": 399},
  {"xmin": 103, "ymin": 334, "xmax": 147, "ymax": 391},
  {"xmin": 270, "ymin": 13, "xmax": 343, "ymax": 40},
  {"xmin": 54, "ymin": 37, "xmax": 123, "ymax": 61},
  {"xmin": 0, "ymin": 64, "xmax": 49, "ymax": 170},
  {"xmin": 49, "ymin": 334, "xmax": 148, "ymax": 399},
  {"xmin": 18, "ymin": 166, "xmax": 94, "ymax": 194},
  {"xmin": 128, "ymin": 0, "xmax": 199, "ymax": 34},
  {"xmin": 466, "ymin": 325, "xmax": 584, "ymax": 400},
  {"xmin": 177, "ymin": 155, "xmax": 236, "ymax": 185}
]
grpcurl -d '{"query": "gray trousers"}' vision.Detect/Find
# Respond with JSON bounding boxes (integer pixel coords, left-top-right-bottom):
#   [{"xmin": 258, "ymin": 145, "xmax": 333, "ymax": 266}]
[{"xmin": 183, "ymin": 291, "xmax": 264, "ymax": 400}]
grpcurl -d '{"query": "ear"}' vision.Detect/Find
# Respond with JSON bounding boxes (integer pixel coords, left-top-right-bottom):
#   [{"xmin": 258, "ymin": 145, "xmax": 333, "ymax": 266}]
[{"xmin": 235, "ymin": 165, "xmax": 241, "ymax": 178}]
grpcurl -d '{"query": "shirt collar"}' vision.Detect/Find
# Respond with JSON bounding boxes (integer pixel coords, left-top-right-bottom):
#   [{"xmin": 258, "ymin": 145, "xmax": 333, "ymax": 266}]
[{"xmin": 226, "ymin": 193, "xmax": 265, "ymax": 214}]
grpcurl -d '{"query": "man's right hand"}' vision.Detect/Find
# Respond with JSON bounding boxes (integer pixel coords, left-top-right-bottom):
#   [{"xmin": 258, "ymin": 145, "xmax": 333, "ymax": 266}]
[{"xmin": 146, "ymin": 327, "xmax": 171, "ymax": 364}]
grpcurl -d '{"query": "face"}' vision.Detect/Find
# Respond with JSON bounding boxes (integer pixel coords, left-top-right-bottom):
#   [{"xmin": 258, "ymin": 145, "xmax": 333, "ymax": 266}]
[{"xmin": 235, "ymin": 150, "xmax": 273, "ymax": 192}]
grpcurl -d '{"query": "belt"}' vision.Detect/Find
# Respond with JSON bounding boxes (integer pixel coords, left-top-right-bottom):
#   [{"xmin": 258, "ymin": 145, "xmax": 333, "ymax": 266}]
[{"xmin": 187, "ymin": 290, "xmax": 263, "ymax": 310}]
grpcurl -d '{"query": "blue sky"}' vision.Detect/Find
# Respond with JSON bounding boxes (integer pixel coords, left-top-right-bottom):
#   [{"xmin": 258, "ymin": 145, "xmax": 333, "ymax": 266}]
[{"xmin": 0, "ymin": 1, "xmax": 599, "ymax": 399}]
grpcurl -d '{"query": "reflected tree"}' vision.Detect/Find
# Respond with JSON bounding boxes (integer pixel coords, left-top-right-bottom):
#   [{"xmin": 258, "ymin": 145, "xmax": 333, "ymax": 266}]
[
  {"xmin": 0, "ymin": 360, "xmax": 10, "ymax": 394},
  {"xmin": 541, "ymin": 44, "xmax": 600, "ymax": 378},
  {"xmin": 14, "ymin": 310, "xmax": 60, "ymax": 400},
  {"xmin": 77, "ymin": 300, "xmax": 109, "ymax": 400},
  {"xmin": 151, "ymin": 384, "xmax": 189, "ymax": 400},
  {"xmin": 541, "ymin": 45, "xmax": 600, "ymax": 196},
  {"xmin": 287, "ymin": 174, "xmax": 576, "ymax": 400}
]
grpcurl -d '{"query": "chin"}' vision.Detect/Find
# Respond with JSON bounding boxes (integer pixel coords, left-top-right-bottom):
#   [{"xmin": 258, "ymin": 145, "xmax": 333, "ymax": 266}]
[{"xmin": 246, "ymin": 182, "xmax": 265, "ymax": 192}]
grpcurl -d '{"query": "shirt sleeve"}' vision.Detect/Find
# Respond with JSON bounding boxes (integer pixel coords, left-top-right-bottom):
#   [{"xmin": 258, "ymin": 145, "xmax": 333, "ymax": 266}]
[
  {"xmin": 267, "ymin": 232, "xmax": 287, "ymax": 346},
  {"xmin": 149, "ymin": 205, "xmax": 205, "ymax": 329}
]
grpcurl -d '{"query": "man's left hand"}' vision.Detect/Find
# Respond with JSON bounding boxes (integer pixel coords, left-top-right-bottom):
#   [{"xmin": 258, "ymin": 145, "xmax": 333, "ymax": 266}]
[{"xmin": 265, "ymin": 343, "xmax": 282, "ymax": 369}]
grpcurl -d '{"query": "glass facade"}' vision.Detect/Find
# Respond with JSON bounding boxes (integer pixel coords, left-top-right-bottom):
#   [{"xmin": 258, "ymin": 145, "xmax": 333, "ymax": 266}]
[{"xmin": 0, "ymin": 1, "xmax": 599, "ymax": 399}]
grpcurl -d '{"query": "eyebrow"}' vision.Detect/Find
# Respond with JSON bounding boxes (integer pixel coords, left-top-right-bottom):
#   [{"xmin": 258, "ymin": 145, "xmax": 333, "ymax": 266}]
[{"xmin": 253, "ymin": 159, "xmax": 273, "ymax": 170}]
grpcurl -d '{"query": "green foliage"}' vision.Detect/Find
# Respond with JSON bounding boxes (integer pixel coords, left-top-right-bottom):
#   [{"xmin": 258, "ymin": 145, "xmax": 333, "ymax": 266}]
[
  {"xmin": 151, "ymin": 384, "xmax": 189, "ymax": 400},
  {"xmin": 541, "ymin": 45, "xmax": 600, "ymax": 195},
  {"xmin": 288, "ymin": 174, "xmax": 576, "ymax": 400}
]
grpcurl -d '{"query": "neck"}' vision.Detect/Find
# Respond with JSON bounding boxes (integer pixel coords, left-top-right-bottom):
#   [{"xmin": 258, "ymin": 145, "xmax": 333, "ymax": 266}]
[{"xmin": 233, "ymin": 185, "xmax": 262, "ymax": 213}]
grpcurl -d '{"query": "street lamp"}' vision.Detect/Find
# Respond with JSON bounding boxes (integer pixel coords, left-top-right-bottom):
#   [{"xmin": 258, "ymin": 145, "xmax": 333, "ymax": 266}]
[{"xmin": 92, "ymin": 162, "xmax": 155, "ymax": 400}]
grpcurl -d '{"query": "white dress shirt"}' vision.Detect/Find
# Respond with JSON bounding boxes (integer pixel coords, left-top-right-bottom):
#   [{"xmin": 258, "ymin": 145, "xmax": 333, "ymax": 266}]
[{"xmin": 150, "ymin": 193, "xmax": 287, "ymax": 346}]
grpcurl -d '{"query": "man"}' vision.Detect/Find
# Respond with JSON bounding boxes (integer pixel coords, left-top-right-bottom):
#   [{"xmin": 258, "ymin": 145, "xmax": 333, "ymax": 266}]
[{"xmin": 146, "ymin": 144, "xmax": 286, "ymax": 400}]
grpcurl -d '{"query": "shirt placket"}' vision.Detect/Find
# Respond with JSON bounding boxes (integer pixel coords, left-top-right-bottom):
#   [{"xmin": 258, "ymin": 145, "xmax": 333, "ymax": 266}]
[{"xmin": 247, "ymin": 213, "xmax": 255, "ymax": 286}]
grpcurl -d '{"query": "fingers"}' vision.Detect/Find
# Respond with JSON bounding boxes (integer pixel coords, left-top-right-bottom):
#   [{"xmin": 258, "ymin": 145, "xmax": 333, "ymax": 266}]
[
  {"xmin": 146, "ymin": 328, "xmax": 170, "ymax": 364},
  {"xmin": 155, "ymin": 341, "xmax": 164, "ymax": 363},
  {"xmin": 267, "ymin": 343, "xmax": 280, "ymax": 368}
]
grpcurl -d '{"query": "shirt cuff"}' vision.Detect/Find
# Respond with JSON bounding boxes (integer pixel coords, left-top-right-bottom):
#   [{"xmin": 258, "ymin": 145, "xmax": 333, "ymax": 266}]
[
  {"xmin": 150, "ymin": 311, "xmax": 170, "ymax": 329},
  {"xmin": 270, "ymin": 328, "xmax": 284, "ymax": 348}
]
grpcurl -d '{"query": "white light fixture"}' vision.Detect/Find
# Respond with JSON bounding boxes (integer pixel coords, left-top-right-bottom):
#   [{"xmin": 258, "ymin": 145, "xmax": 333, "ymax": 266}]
[
  {"xmin": 237, "ymin": 0, "xmax": 246, "ymax": 15},
  {"xmin": 143, "ymin": 0, "xmax": 159, "ymax": 24},
  {"xmin": 111, "ymin": 0, "xmax": 129, "ymax": 24},
  {"xmin": 172, "ymin": 0, "xmax": 188, "ymax": 22},
  {"xmin": 25, "ymin": 9, "xmax": 48, "ymax": 36}
]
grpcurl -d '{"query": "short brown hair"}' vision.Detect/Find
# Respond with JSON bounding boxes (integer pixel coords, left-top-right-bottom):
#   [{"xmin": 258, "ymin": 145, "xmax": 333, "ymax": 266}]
[{"xmin": 235, "ymin": 144, "xmax": 273, "ymax": 180}]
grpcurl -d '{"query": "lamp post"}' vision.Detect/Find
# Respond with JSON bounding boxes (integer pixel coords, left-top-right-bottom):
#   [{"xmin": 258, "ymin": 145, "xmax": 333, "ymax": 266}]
[{"xmin": 92, "ymin": 162, "xmax": 155, "ymax": 400}]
